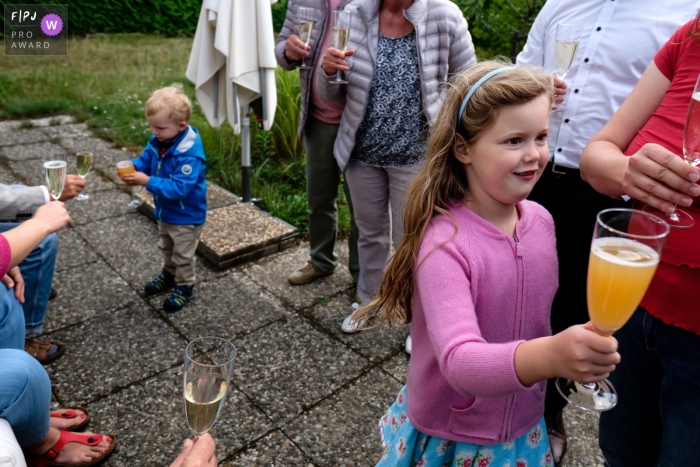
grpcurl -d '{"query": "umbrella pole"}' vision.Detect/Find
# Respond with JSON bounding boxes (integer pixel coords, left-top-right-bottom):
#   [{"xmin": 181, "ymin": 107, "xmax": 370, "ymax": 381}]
[{"xmin": 241, "ymin": 104, "xmax": 251, "ymax": 203}]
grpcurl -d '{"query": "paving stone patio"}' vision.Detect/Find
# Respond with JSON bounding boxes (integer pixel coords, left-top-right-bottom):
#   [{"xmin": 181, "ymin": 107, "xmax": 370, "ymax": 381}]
[{"xmin": 0, "ymin": 117, "xmax": 604, "ymax": 466}]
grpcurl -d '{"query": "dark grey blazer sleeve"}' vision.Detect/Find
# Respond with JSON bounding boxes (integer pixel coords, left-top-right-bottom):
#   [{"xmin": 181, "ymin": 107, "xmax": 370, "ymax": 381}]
[{"xmin": 0, "ymin": 184, "xmax": 47, "ymax": 219}]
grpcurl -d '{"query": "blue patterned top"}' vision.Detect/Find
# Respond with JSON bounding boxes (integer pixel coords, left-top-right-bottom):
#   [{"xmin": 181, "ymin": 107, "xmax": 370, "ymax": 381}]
[{"xmin": 350, "ymin": 31, "xmax": 427, "ymax": 167}]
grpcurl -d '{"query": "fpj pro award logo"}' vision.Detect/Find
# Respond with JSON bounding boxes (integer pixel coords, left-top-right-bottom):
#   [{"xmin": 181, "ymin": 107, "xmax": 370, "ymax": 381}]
[{"xmin": 4, "ymin": 4, "xmax": 67, "ymax": 56}]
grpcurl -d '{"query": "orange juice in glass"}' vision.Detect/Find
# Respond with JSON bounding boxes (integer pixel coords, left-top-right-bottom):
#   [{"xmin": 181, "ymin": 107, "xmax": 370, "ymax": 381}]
[
  {"xmin": 116, "ymin": 160, "xmax": 136, "ymax": 176},
  {"xmin": 556, "ymin": 208, "xmax": 668, "ymax": 412},
  {"xmin": 115, "ymin": 159, "xmax": 142, "ymax": 208},
  {"xmin": 587, "ymin": 237, "xmax": 660, "ymax": 333}
]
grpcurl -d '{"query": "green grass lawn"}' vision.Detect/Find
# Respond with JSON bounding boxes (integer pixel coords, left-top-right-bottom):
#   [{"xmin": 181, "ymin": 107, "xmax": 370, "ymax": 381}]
[{"xmin": 0, "ymin": 34, "xmax": 351, "ymax": 238}]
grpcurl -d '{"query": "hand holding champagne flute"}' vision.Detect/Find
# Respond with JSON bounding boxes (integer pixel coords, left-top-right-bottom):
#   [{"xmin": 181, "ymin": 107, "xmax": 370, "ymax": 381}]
[
  {"xmin": 556, "ymin": 208, "xmax": 669, "ymax": 411},
  {"xmin": 74, "ymin": 141, "xmax": 95, "ymax": 201},
  {"xmin": 43, "ymin": 152, "xmax": 67, "ymax": 201},
  {"xmin": 331, "ymin": 9, "xmax": 351, "ymax": 84},
  {"xmin": 183, "ymin": 337, "xmax": 236, "ymax": 439},
  {"xmin": 297, "ymin": 7, "xmax": 314, "ymax": 70},
  {"xmin": 553, "ymin": 22, "xmax": 582, "ymax": 111}
]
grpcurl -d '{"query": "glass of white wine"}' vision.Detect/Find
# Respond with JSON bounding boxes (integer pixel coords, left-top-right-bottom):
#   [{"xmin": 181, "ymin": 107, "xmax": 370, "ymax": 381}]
[
  {"xmin": 184, "ymin": 337, "xmax": 237, "ymax": 439},
  {"xmin": 74, "ymin": 141, "xmax": 95, "ymax": 201},
  {"xmin": 331, "ymin": 9, "xmax": 351, "ymax": 85},
  {"xmin": 43, "ymin": 152, "xmax": 67, "ymax": 201},
  {"xmin": 554, "ymin": 22, "xmax": 583, "ymax": 111},
  {"xmin": 297, "ymin": 7, "xmax": 314, "ymax": 70}
]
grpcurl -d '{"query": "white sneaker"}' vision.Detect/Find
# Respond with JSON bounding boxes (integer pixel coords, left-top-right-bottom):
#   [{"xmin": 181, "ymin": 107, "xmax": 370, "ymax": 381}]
[
  {"xmin": 405, "ymin": 335, "xmax": 412, "ymax": 355},
  {"xmin": 341, "ymin": 309, "xmax": 367, "ymax": 334}
]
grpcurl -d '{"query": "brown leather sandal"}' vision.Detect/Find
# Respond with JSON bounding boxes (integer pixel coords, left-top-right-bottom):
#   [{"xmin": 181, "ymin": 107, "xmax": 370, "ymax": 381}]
[
  {"xmin": 25, "ymin": 337, "xmax": 65, "ymax": 365},
  {"xmin": 546, "ymin": 411, "xmax": 568, "ymax": 466}
]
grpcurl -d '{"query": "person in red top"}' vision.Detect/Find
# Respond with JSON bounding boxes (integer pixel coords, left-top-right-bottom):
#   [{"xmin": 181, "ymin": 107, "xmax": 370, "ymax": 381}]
[{"xmin": 580, "ymin": 16, "xmax": 700, "ymax": 467}]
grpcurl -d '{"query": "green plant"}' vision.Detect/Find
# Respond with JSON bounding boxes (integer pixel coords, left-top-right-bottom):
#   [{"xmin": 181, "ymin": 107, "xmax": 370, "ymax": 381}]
[{"xmin": 453, "ymin": 0, "xmax": 544, "ymax": 60}]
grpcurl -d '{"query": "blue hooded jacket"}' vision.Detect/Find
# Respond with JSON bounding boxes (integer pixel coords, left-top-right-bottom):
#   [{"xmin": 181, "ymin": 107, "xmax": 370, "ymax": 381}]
[{"xmin": 133, "ymin": 125, "xmax": 207, "ymax": 225}]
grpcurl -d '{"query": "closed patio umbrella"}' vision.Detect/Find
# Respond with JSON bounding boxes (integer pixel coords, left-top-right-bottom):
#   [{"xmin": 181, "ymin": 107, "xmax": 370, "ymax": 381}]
[{"xmin": 186, "ymin": 0, "xmax": 278, "ymax": 202}]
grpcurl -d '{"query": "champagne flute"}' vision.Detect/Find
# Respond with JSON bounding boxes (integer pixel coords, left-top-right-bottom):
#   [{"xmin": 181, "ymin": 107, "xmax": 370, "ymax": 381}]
[
  {"xmin": 43, "ymin": 152, "xmax": 67, "ymax": 201},
  {"xmin": 331, "ymin": 9, "xmax": 351, "ymax": 85},
  {"xmin": 641, "ymin": 73, "xmax": 700, "ymax": 228},
  {"xmin": 553, "ymin": 22, "xmax": 582, "ymax": 111},
  {"xmin": 556, "ymin": 208, "xmax": 669, "ymax": 412},
  {"xmin": 74, "ymin": 141, "xmax": 95, "ymax": 201},
  {"xmin": 115, "ymin": 155, "xmax": 143, "ymax": 208},
  {"xmin": 297, "ymin": 7, "xmax": 314, "ymax": 70},
  {"xmin": 184, "ymin": 337, "xmax": 237, "ymax": 439}
]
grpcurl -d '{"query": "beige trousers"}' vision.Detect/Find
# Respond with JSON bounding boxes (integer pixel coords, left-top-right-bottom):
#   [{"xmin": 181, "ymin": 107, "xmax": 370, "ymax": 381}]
[{"xmin": 157, "ymin": 221, "xmax": 203, "ymax": 287}]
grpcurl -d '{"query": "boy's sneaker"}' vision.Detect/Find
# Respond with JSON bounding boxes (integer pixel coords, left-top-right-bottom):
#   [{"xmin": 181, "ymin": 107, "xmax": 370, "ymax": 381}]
[
  {"xmin": 163, "ymin": 285, "xmax": 194, "ymax": 312},
  {"xmin": 145, "ymin": 270, "xmax": 176, "ymax": 296}
]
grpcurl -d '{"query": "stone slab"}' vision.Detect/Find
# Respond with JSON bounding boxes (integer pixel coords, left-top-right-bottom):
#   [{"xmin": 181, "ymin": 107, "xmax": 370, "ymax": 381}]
[
  {"xmin": 45, "ymin": 303, "xmax": 186, "ymax": 405},
  {"xmin": 307, "ymin": 294, "xmax": 407, "ymax": 362},
  {"xmin": 0, "ymin": 164, "xmax": 16, "ymax": 185},
  {"xmin": 198, "ymin": 203, "xmax": 299, "ymax": 268},
  {"xmin": 561, "ymin": 407, "xmax": 604, "ymax": 467},
  {"xmin": 223, "ymin": 430, "xmax": 311, "ymax": 466},
  {"xmin": 63, "ymin": 189, "xmax": 135, "ymax": 226},
  {"xmin": 150, "ymin": 271, "xmax": 288, "ymax": 341},
  {"xmin": 74, "ymin": 214, "xmax": 219, "ymax": 290},
  {"xmin": 43, "ymin": 259, "xmax": 141, "ymax": 333},
  {"xmin": 381, "ymin": 352, "xmax": 409, "ymax": 385},
  {"xmin": 0, "ymin": 141, "xmax": 65, "ymax": 161},
  {"xmin": 243, "ymin": 242, "xmax": 355, "ymax": 311},
  {"xmin": 284, "ymin": 369, "xmax": 402, "ymax": 466},
  {"xmin": 88, "ymin": 366, "xmax": 274, "ymax": 466},
  {"xmin": 0, "ymin": 116, "xmax": 75, "ymax": 133},
  {"xmin": 55, "ymin": 227, "xmax": 101, "ymax": 272},
  {"xmin": 233, "ymin": 316, "xmax": 367, "ymax": 425},
  {"xmin": 40, "ymin": 122, "xmax": 92, "ymax": 139},
  {"xmin": 137, "ymin": 181, "xmax": 240, "ymax": 215},
  {"xmin": 0, "ymin": 127, "xmax": 53, "ymax": 146}
]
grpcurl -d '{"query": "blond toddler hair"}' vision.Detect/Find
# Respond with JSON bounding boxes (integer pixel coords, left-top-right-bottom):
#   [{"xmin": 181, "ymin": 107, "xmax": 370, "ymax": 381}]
[{"xmin": 145, "ymin": 86, "xmax": 192, "ymax": 124}]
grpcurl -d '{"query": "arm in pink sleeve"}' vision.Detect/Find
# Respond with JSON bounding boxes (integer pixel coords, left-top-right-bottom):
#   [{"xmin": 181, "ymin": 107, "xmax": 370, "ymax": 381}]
[
  {"xmin": 415, "ymin": 230, "xmax": 530, "ymax": 398},
  {"xmin": 0, "ymin": 235, "xmax": 11, "ymax": 278}
]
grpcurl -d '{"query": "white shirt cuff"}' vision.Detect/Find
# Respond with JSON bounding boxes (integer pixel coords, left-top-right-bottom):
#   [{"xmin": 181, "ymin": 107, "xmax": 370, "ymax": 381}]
[{"xmin": 40, "ymin": 185, "xmax": 51, "ymax": 203}]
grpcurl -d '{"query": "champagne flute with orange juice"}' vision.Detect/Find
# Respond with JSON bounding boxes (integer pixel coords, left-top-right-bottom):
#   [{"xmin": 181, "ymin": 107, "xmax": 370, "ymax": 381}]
[
  {"xmin": 116, "ymin": 158, "xmax": 143, "ymax": 208},
  {"xmin": 556, "ymin": 208, "xmax": 669, "ymax": 411}
]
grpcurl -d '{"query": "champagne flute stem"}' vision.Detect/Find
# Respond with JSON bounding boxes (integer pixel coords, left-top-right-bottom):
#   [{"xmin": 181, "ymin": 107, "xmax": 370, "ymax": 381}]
[
  {"xmin": 668, "ymin": 204, "xmax": 681, "ymax": 222},
  {"xmin": 130, "ymin": 187, "xmax": 137, "ymax": 201}
]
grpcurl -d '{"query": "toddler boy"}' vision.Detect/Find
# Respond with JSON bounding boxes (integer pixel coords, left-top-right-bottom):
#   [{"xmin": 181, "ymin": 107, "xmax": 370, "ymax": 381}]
[{"xmin": 120, "ymin": 86, "xmax": 207, "ymax": 312}]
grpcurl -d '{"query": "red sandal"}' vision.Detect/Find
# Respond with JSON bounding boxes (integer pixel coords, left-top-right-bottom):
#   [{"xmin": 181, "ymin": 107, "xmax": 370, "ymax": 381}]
[
  {"xmin": 49, "ymin": 407, "xmax": 91, "ymax": 431},
  {"xmin": 27, "ymin": 431, "xmax": 117, "ymax": 467}
]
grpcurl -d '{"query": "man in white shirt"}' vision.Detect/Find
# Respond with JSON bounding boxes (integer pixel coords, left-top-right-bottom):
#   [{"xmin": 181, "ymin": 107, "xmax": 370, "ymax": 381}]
[{"xmin": 516, "ymin": 1, "xmax": 697, "ymax": 464}]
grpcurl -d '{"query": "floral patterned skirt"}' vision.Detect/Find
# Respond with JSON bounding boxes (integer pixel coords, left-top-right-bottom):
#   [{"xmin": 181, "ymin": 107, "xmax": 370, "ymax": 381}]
[{"xmin": 377, "ymin": 386, "xmax": 553, "ymax": 467}]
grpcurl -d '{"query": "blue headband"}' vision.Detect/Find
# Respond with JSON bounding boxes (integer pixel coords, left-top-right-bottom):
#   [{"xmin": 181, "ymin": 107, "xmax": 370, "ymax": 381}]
[{"xmin": 456, "ymin": 67, "xmax": 515, "ymax": 125}]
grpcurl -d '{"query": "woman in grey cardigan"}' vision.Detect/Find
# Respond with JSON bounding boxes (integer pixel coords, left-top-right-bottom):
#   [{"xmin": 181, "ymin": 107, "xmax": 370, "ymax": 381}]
[{"xmin": 317, "ymin": 0, "xmax": 476, "ymax": 350}]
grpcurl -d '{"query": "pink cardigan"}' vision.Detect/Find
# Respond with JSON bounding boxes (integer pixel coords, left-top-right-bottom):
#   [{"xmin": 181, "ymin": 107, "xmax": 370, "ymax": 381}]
[
  {"xmin": 0, "ymin": 235, "xmax": 10, "ymax": 278},
  {"xmin": 407, "ymin": 200, "xmax": 558, "ymax": 445}
]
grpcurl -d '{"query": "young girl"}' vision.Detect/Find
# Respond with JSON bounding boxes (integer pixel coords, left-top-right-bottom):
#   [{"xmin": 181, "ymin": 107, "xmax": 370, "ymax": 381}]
[{"xmin": 356, "ymin": 61, "xmax": 621, "ymax": 466}]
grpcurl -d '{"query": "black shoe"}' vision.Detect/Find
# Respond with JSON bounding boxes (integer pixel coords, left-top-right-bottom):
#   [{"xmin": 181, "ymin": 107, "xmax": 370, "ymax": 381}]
[
  {"xmin": 49, "ymin": 288, "xmax": 57, "ymax": 301},
  {"xmin": 145, "ymin": 270, "xmax": 176, "ymax": 295},
  {"xmin": 163, "ymin": 285, "xmax": 194, "ymax": 312}
]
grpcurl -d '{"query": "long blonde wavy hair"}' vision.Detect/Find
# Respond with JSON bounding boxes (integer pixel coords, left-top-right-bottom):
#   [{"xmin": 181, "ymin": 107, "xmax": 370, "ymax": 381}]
[{"xmin": 355, "ymin": 60, "xmax": 554, "ymax": 326}]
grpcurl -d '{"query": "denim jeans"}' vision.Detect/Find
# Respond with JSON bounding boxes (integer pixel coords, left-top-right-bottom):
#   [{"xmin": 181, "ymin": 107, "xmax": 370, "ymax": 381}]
[
  {"xmin": 0, "ymin": 349, "xmax": 51, "ymax": 446},
  {"xmin": 0, "ymin": 223, "xmax": 57, "ymax": 335},
  {"xmin": 599, "ymin": 307, "xmax": 700, "ymax": 466},
  {"xmin": 0, "ymin": 284, "xmax": 24, "ymax": 350}
]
